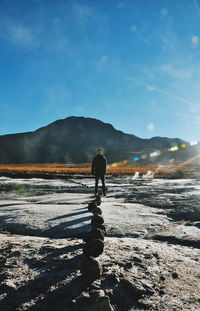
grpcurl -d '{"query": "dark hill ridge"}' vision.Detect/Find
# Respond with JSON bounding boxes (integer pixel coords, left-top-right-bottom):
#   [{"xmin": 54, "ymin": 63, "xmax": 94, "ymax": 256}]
[{"xmin": 0, "ymin": 116, "xmax": 199, "ymax": 164}]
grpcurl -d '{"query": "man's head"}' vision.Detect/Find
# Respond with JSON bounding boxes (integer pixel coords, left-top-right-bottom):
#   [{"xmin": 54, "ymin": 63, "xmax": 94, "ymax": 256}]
[{"xmin": 97, "ymin": 148, "xmax": 103, "ymax": 155}]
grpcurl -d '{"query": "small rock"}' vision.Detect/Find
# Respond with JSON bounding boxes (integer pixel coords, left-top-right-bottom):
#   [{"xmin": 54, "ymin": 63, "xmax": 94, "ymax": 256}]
[
  {"xmin": 88, "ymin": 202, "xmax": 97, "ymax": 211},
  {"xmin": 144, "ymin": 254, "xmax": 152, "ymax": 259},
  {"xmin": 94, "ymin": 195, "xmax": 101, "ymax": 206},
  {"xmin": 159, "ymin": 289, "xmax": 165, "ymax": 296},
  {"xmin": 133, "ymin": 255, "xmax": 143, "ymax": 263},
  {"xmin": 152, "ymin": 252, "xmax": 159, "ymax": 259},
  {"xmin": 172, "ymin": 272, "xmax": 179, "ymax": 279},
  {"xmin": 83, "ymin": 239, "xmax": 104, "ymax": 257},
  {"xmin": 84, "ymin": 228, "xmax": 105, "ymax": 242},
  {"xmin": 124, "ymin": 262, "xmax": 133, "ymax": 270},
  {"xmin": 72, "ymin": 290, "xmax": 113, "ymax": 311},
  {"xmin": 91, "ymin": 223, "xmax": 107, "ymax": 235},
  {"xmin": 160, "ymin": 275, "xmax": 166, "ymax": 281},
  {"xmin": 91, "ymin": 207, "xmax": 102, "ymax": 215},
  {"xmin": 91, "ymin": 215, "xmax": 104, "ymax": 225},
  {"xmin": 80, "ymin": 257, "xmax": 103, "ymax": 280}
]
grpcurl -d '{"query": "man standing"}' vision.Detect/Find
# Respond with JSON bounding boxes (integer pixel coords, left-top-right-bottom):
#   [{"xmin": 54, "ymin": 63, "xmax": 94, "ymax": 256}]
[{"xmin": 91, "ymin": 148, "xmax": 107, "ymax": 196}]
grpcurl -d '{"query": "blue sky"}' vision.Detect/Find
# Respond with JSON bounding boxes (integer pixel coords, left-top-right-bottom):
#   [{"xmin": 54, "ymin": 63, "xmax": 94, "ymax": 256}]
[{"xmin": 0, "ymin": 0, "xmax": 200, "ymax": 142}]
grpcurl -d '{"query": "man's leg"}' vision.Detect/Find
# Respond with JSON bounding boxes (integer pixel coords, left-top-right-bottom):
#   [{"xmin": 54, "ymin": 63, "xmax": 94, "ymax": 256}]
[
  {"xmin": 100, "ymin": 175, "xmax": 106, "ymax": 195},
  {"xmin": 95, "ymin": 175, "xmax": 99, "ymax": 195}
]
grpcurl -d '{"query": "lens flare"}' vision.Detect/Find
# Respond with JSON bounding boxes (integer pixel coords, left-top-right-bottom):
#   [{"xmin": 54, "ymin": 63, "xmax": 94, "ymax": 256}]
[
  {"xmin": 190, "ymin": 141, "xmax": 197, "ymax": 146},
  {"xmin": 169, "ymin": 146, "xmax": 179, "ymax": 152},
  {"xmin": 191, "ymin": 36, "xmax": 199, "ymax": 45},
  {"xmin": 141, "ymin": 154, "xmax": 147, "ymax": 159},
  {"xmin": 147, "ymin": 123, "xmax": 155, "ymax": 131},
  {"xmin": 130, "ymin": 25, "xmax": 137, "ymax": 32},
  {"xmin": 112, "ymin": 162, "xmax": 119, "ymax": 167},
  {"xmin": 146, "ymin": 86, "xmax": 155, "ymax": 91},
  {"xmin": 150, "ymin": 150, "xmax": 161, "ymax": 158},
  {"xmin": 110, "ymin": 138, "xmax": 198, "ymax": 170},
  {"xmin": 161, "ymin": 8, "xmax": 168, "ymax": 16}
]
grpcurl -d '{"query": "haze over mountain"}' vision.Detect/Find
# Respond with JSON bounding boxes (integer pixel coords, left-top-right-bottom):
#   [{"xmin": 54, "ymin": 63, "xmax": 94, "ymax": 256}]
[{"xmin": 0, "ymin": 116, "xmax": 199, "ymax": 164}]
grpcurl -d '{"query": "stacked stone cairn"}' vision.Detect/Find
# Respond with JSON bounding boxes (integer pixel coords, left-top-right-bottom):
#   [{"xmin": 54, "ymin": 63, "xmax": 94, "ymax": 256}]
[
  {"xmin": 80, "ymin": 194, "xmax": 106, "ymax": 281},
  {"xmin": 73, "ymin": 194, "xmax": 114, "ymax": 311}
]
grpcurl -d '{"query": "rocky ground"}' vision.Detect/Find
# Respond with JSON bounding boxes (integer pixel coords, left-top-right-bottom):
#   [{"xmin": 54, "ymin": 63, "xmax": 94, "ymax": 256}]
[{"xmin": 0, "ymin": 175, "xmax": 200, "ymax": 310}]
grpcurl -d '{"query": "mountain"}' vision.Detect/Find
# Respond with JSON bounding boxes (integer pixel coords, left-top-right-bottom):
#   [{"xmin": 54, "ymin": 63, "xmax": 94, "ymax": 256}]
[{"xmin": 0, "ymin": 116, "xmax": 199, "ymax": 164}]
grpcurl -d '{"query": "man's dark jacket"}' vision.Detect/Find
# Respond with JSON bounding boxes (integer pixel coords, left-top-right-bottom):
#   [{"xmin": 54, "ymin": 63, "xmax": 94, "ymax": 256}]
[{"xmin": 91, "ymin": 154, "xmax": 107, "ymax": 176}]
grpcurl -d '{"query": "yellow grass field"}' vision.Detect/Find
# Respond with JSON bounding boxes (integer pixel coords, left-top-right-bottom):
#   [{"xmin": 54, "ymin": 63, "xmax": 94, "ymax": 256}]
[{"xmin": 0, "ymin": 162, "xmax": 199, "ymax": 177}]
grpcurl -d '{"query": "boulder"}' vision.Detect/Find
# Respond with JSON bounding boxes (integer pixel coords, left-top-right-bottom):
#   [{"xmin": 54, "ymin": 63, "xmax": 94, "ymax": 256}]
[{"xmin": 83, "ymin": 239, "xmax": 104, "ymax": 257}]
